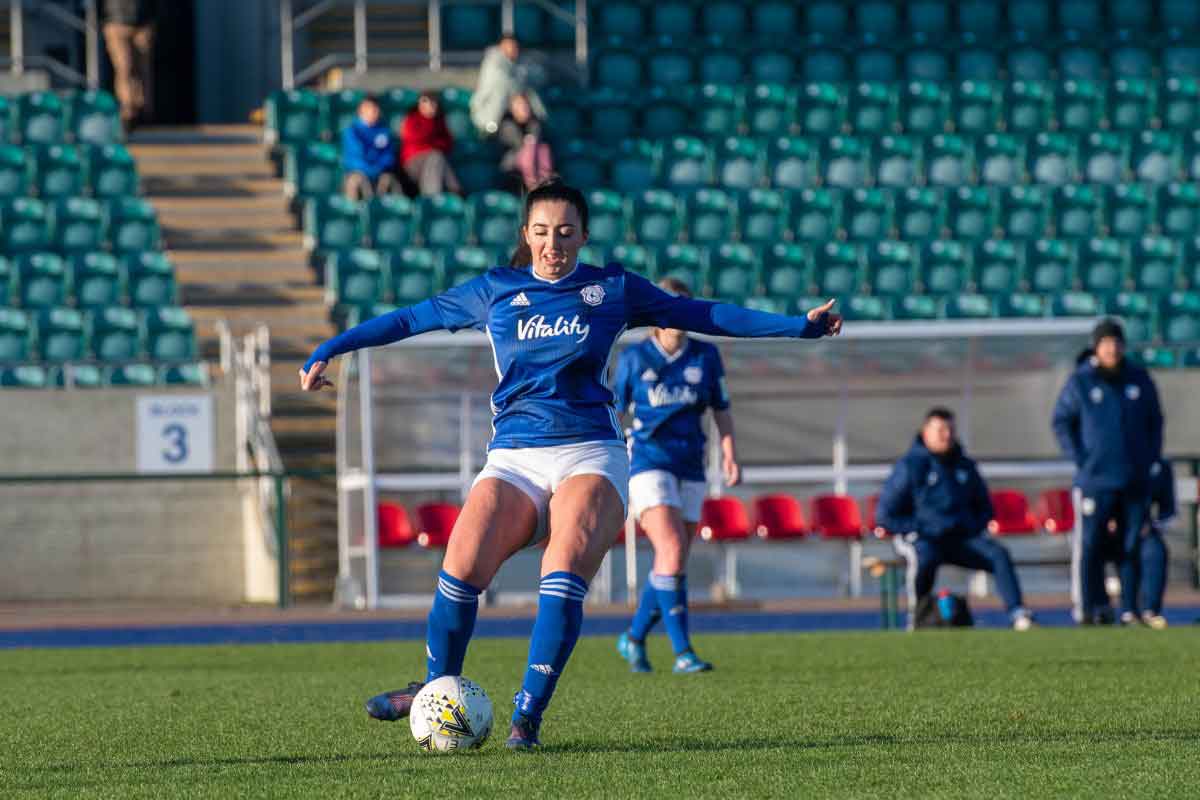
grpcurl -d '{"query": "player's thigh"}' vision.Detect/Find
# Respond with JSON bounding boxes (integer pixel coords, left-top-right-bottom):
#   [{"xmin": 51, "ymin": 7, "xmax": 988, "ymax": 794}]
[
  {"xmin": 1119, "ymin": 495, "xmax": 1151, "ymax": 557},
  {"xmin": 947, "ymin": 536, "xmax": 1012, "ymax": 573},
  {"xmin": 542, "ymin": 473, "xmax": 626, "ymax": 581},
  {"xmin": 442, "ymin": 477, "xmax": 538, "ymax": 588}
]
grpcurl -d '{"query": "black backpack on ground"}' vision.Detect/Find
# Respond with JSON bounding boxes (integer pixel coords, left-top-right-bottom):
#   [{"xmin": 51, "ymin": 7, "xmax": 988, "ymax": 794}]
[{"xmin": 914, "ymin": 592, "xmax": 974, "ymax": 628}]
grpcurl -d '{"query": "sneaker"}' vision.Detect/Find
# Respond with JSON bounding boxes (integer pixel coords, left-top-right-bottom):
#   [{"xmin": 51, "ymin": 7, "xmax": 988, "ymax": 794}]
[
  {"xmin": 505, "ymin": 713, "xmax": 541, "ymax": 750},
  {"xmin": 1142, "ymin": 612, "xmax": 1168, "ymax": 630},
  {"xmin": 672, "ymin": 650, "xmax": 714, "ymax": 674},
  {"xmin": 1119, "ymin": 611, "xmax": 1140, "ymax": 626},
  {"xmin": 1011, "ymin": 610, "xmax": 1036, "ymax": 632},
  {"xmin": 617, "ymin": 631, "xmax": 652, "ymax": 673},
  {"xmin": 364, "ymin": 681, "xmax": 424, "ymax": 721},
  {"xmin": 1092, "ymin": 608, "xmax": 1116, "ymax": 626}
]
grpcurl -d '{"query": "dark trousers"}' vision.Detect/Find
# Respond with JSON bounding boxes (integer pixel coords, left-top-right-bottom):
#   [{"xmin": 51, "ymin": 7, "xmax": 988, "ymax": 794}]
[
  {"xmin": 894, "ymin": 534, "xmax": 1025, "ymax": 618},
  {"xmin": 1073, "ymin": 489, "xmax": 1150, "ymax": 619}
]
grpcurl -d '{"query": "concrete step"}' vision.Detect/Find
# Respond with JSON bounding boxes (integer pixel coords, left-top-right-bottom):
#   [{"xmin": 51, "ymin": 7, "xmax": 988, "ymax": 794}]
[
  {"xmin": 130, "ymin": 124, "xmax": 261, "ymax": 145},
  {"xmin": 157, "ymin": 208, "xmax": 295, "ymax": 231},
  {"xmin": 182, "ymin": 283, "xmax": 323, "ymax": 306},
  {"xmin": 150, "ymin": 195, "xmax": 289, "ymax": 214},
  {"xmin": 165, "ymin": 228, "xmax": 302, "ymax": 251},
  {"xmin": 136, "ymin": 157, "xmax": 275, "ymax": 177},
  {"xmin": 142, "ymin": 174, "xmax": 284, "ymax": 197},
  {"xmin": 175, "ymin": 262, "xmax": 310, "ymax": 286}
]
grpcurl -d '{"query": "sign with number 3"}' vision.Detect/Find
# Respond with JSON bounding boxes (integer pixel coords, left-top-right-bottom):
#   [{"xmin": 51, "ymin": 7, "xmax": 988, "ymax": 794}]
[{"xmin": 136, "ymin": 395, "xmax": 214, "ymax": 473}]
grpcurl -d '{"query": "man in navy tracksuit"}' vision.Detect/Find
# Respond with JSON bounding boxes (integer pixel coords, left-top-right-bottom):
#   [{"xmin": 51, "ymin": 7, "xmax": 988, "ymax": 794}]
[
  {"xmin": 878, "ymin": 407, "xmax": 1034, "ymax": 630},
  {"xmin": 1052, "ymin": 319, "xmax": 1165, "ymax": 626}
]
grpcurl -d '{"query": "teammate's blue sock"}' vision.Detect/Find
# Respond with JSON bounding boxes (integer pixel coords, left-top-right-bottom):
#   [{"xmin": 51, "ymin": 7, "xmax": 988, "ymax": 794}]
[
  {"xmin": 515, "ymin": 571, "xmax": 588, "ymax": 723},
  {"xmin": 425, "ymin": 570, "xmax": 481, "ymax": 681},
  {"xmin": 627, "ymin": 577, "xmax": 661, "ymax": 641},
  {"xmin": 652, "ymin": 573, "xmax": 693, "ymax": 655}
]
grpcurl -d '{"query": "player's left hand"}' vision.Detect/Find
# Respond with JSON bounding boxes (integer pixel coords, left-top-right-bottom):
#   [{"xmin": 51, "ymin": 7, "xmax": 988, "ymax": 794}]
[
  {"xmin": 723, "ymin": 455, "xmax": 741, "ymax": 487},
  {"xmin": 806, "ymin": 298, "xmax": 843, "ymax": 337}
]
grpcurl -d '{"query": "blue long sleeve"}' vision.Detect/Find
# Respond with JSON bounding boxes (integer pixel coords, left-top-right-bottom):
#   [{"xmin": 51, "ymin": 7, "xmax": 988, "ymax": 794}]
[
  {"xmin": 304, "ymin": 300, "xmax": 444, "ymax": 372},
  {"xmin": 342, "ymin": 126, "xmax": 368, "ymax": 174},
  {"xmin": 877, "ymin": 460, "xmax": 916, "ymax": 535},
  {"xmin": 1051, "ymin": 378, "xmax": 1084, "ymax": 467},
  {"xmin": 626, "ymin": 273, "xmax": 823, "ymax": 338}
]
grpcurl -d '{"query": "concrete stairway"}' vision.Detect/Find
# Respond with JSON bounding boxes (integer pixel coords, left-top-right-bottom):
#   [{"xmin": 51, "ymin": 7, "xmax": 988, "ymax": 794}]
[{"xmin": 131, "ymin": 124, "xmax": 338, "ymax": 602}]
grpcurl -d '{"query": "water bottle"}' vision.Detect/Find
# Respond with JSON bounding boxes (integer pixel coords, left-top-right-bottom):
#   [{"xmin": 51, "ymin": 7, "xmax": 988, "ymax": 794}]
[{"xmin": 936, "ymin": 589, "xmax": 955, "ymax": 622}]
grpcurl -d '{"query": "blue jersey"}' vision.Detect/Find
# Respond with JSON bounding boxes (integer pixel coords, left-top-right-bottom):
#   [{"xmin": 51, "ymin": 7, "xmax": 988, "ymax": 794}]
[
  {"xmin": 614, "ymin": 337, "xmax": 728, "ymax": 481},
  {"xmin": 305, "ymin": 262, "xmax": 824, "ymax": 451}
]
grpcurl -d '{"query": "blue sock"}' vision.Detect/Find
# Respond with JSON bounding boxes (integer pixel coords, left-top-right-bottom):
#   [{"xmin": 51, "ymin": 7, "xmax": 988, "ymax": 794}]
[
  {"xmin": 425, "ymin": 570, "xmax": 481, "ymax": 682},
  {"xmin": 652, "ymin": 573, "xmax": 693, "ymax": 655},
  {"xmin": 627, "ymin": 576, "xmax": 661, "ymax": 641},
  {"xmin": 514, "ymin": 571, "xmax": 588, "ymax": 724}
]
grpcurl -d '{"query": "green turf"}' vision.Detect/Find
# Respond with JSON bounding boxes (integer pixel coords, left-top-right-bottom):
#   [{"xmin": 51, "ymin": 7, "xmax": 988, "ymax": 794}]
[{"xmin": 2, "ymin": 629, "xmax": 1199, "ymax": 798}]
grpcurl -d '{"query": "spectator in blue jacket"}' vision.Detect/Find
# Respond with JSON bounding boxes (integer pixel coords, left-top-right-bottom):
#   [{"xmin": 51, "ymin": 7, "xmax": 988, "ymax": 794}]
[
  {"xmin": 342, "ymin": 96, "xmax": 399, "ymax": 201},
  {"xmin": 1052, "ymin": 319, "xmax": 1165, "ymax": 626},
  {"xmin": 877, "ymin": 407, "xmax": 1034, "ymax": 631}
]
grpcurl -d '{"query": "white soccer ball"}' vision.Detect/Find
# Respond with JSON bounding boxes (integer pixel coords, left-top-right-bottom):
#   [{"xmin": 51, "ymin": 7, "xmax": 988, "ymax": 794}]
[{"xmin": 409, "ymin": 675, "xmax": 493, "ymax": 752}]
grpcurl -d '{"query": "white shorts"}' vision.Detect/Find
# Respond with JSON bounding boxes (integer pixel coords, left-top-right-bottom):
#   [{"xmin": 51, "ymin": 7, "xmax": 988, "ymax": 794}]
[
  {"xmin": 473, "ymin": 441, "xmax": 630, "ymax": 547},
  {"xmin": 629, "ymin": 469, "xmax": 707, "ymax": 523}
]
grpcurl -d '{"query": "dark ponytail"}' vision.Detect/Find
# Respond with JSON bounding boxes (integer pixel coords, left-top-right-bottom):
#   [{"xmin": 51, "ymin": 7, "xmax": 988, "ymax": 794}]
[{"xmin": 508, "ymin": 176, "xmax": 589, "ymax": 267}]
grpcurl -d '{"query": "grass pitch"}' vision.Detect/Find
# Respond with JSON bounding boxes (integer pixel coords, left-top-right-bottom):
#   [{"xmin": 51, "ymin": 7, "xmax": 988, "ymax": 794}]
[{"xmin": 2, "ymin": 627, "xmax": 1198, "ymax": 798}]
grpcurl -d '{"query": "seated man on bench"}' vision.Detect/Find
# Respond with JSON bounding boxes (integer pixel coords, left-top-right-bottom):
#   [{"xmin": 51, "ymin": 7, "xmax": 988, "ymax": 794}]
[{"xmin": 877, "ymin": 407, "xmax": 1035, "ymax": 631}]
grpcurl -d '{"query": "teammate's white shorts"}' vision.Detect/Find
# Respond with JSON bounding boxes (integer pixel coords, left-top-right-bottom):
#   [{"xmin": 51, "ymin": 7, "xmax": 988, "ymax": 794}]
[
  {"xmin": 473, "ymin": 441, "xmax": 630, "ymax": 547},
  {"xmin": 628, "ymin": 469, "xmax": 707, "ymax": 523}
]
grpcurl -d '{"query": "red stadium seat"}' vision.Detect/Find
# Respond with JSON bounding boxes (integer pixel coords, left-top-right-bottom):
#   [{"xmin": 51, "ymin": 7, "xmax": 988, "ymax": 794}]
[
  {"xmin": 377, "ymin": 501, "xmax": 416, "ymax": 549},
  {"xmin": 810, "ymin": 495, "xmax": 863, "ymax": 539},
  {"xmin": 988, "ymin": 489, "xmax": 1038, "ymax": 535},
  {"xmin": 1035, "ymin": 488, "xmax": 1075, "ymax": 534},
  {"xmin": 752, "ymin": 493, "xmax": 808, "ymax": 540},
  {"xmin": 863, "ymin": 493, "xmax": 888, "ymax": 537},
  {"xmin": 699, "ymin": 496, "xmax": 752, "ymax": 541},
  {"xmin": 415, "ymin": 501, "xmax": 460, "ymax": 548}
]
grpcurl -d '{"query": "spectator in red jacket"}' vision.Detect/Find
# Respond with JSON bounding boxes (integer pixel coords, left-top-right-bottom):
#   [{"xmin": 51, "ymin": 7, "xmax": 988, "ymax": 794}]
[{"xmin": 400, "ymin": 91, "xmax": 463, "ymax": 197}]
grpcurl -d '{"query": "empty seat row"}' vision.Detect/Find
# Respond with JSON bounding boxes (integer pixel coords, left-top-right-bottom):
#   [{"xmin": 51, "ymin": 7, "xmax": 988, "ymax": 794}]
[
  {"xmin": 0, "ymin": 251, "xmax": 178, "ymax": 310},
  {"xmin": 0, "ymin": 142, "xmax": 140, "ymax": 200},
  {"xmin": 0, "ymin": 90, "xmax": 123, "ymax": 147},
  {"xmin": 0, "ymin": 196, "xmax": 160, "ymax": 255},
  {"xmin": 0, "ymin": 305, "xmax": 196, "ymax": 364},
  {"xmin": 0, "ymin": 361, "xmax": 208, "ymax": 389}
]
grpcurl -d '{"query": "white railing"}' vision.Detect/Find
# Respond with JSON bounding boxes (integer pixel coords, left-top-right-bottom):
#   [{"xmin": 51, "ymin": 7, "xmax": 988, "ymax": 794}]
[{"xmin": 2, "ymin": 0, "xmax": 101, "ymax": 88}]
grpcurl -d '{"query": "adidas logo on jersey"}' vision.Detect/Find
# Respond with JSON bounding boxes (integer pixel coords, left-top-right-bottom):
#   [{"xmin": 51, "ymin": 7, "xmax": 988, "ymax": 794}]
[
  {"xmin": 516, "ymin": 314, "xmax": 590, "ymax": 344},
  {"xmin": 641, "ymin": 369, "xmax": 658, "ymax": 381},
  {"xmin": 510, "ymin": 292, "xmax": 531, "ymax": 307}
]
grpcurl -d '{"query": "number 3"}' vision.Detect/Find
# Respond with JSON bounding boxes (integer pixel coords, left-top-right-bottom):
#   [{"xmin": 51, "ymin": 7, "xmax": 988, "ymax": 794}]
[{"xmin": 162, "ymin": 423, "xmax": 189, "ymax": 463}]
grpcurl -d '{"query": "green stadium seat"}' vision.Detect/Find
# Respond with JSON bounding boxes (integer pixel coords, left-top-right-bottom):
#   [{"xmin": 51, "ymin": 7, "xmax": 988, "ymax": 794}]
[
  {"xmin": 920, "ymin": 240, "xmax": 972, "ymax": 294},
  {"xmin": 957, "ymin": 0, "xmax": 1000, "ymax": 39},
  {"xmin": 443, "ymin": 246, "xmax": 493, "ymax": 287},
  {"xmin": 640, "ymin": 85, "xmax": 689, "ymax": 140},
  {"xmin": 1110, "ymin": 44, "xmax": 1155, "ymax": 80},
  {"xmin": 0, "ymin": 364, "xmax": 49, "ymax": 388},
  {"xmin": 0, "ymin": 255, "xmax": 10, "ymax": 305},
  {"xmin": 975, "ymin": 239, "xmax": 1023, "ymax": 294},
  {"xmin": 761, "ymin": 243, "xmax": 812, "ymax": 299},
  {"xmin": 655, "ymin": 243, "xmax": 707, "ymax": 289},
  {"xmin": 804, "ymin": 1, "xmax": 849, "ymax": 39},
  {"xmin": 947, "ymin": 186, "xmax": 995, "ymax": 241},
  {"xmin": 557, "ymin": 139, "xmax": 609, "ymax": 192},
  {"xmin": 696, "ymin": 44, "xmax": 745, "ymax": 86},
  {"xmin": 364, "ymin": 194, "xmax": 416, "ymax": 250},
  {"xmin": 1028, "ymin": 132, "xmax": 1078, "ymax": 185},
  {"xmin": 1056, "ymin": 0, "xmax": 1100, "ymax": 34},
  {"xmin": 85, "ymin": 143, "xmax": 139, "ymax": 198},
  {"xmin": 737, "ymin": 188, "xmax": 789, "ymax": 245},
  {"xmin": 66, "ymin": 90, "xmax": 121, "ymax": 146},
  {"xmin": 651, "ymin": 1, "xmax": 695, "ymax": 38},
  {"xmin": 1129, "ymin": 346, "xmax": 1177, "ymax": 368},
  {"xmin": 441, "ymin": 3, "xmax": 497, "ymax": 49},
  {"xmin": 437, "ymin": 87, "xmax": 473, "ymax": 142},
  {"xmin": 1187, "ymin": 131, "xmax": 1200, "ymax": 181},
  {"xmin": 1109, "ymin": 79, "xmax": 1156, "ymax": 132},
  {"xmin": 924, "ymin": 134, "xmax": 971, "ymax": 187},
  {"xmin": 15, "ymin": 91, "xmax": 65, "ymax": 145},
  {"xmin": 578, "ymin": 244, "xmax": 607, "ymax": 270},
  {"xmin": 586, "ymin": 189, "xmax": 628, "ymax": 246},
  {"xmin": 751, "ymin": 2, "xmax": 798, "ymax": 38},
  {"xmin": 873, "ymin": 135, "xmax": 919, "ymax": 188},
  {"xmin": 858, "ymin": 0, "xmax": 899, "ymax": 41},
  {"xmin": 105, "ymin": 197, "xmax": 161, "ymax": 254},
  {"xmin": 1026, "ymin": 239, "xmax": 1075, "ymax": 294},
  {"xmin": 543, "ymin": 93, "xmax": 584, "ymax": 142},
  {"xmin": 264, "ymin": 89, "xmax": 323, "ymax": 148},
  {"xmin": 0, "ymin": 95, "xmax": 10, "ymax": 143},
  {"xmin": 999, "ymin": 185, "xmax": 1049, "ymax": 240},
  {"xmin": 106, "ymin": 362, "xmax": 158, "ymax": 386},
  {"xmin": 840, "ymin": 295, "xmax": 892, "ymax": 321},
  {"xmin": 662, "ymin": 136, "xmax": 711, "ymax": 189},
  {"xmin": 1099, "ymin": 183, "xmax": 1151, "ymax": 240},
  {"xmin": 744, "ymin": 83, "xmax": 792, "ymax": 139},
  {"xmin": 145, "ymin": 306, "xmax": 197, "ymax": 361},
  {"xmin": 417, "ymin": 194, "xmax": 467, "ymax": 249},
  {"xmin": 1164, "ymin": 292, "xmax": 1200, "ymax": 343},
  {"xmin": 69, "ymin": 252, "xmax": 122, "ymax": 309},
  {"xmin": 942, "ymin": 293, "xmax": 995, "ymax": 319},
  {"xmin": 1157, "ymin": 183, "xmax": 1200, "ymax": 239},
  {"xmin": 743, "ymin": 296, "xmax": 790, "ymax": 314},
  {"xmin": 89, "ymin": 306, "xmax": 141, "ymax": 361},
  {"xmin": 1132, "ymin": 131, "xmax": 1181, "ymax": 184},
  {"xmin": 391, "ymin": 247, "xmax": 445, "ymax": 302},
  {"xmin": 708, "ymin": 243, "xmax": 761, "ymax": 299},
  {"xmin": 160, "ymin": 362, "xmax": 209, "ymax": 386},
  {"xmin": 1006, "ymin": 81, "xmax": 1052, "ymax": 135},
  {"xmin": 1007, "ymin": 46, "xmax": 1051, "ymax": 83},
  {"xmin": 823, "ymin": 136, "xmax": 869, "ymax": 189},
  {"xmin": 342, "ymin": 302, "xmax": 397, "ymax": 330},
  {"xmin": 1131, "ymin": 237, "xmax": 1180, "ymax": 293},
  {"xmin": 376, "ymin": 87, "xmax": 419, "ymax": 132},
  {"xmin": 716, "ymin": 137, "xmax": 765, "ymax": 191},
  {"xmin": 842, "ymin": 188, "xmax": 891, "ymax": 240},
  {"xmin": 747, "ymin": 48, "xmax": 796, "ymax": 85},
  {"xmin": 596, "ymin": 3, "xmax": 644, "ymax": 39},
  {"xmin": 38, "ymin": 307, "xmax": 86, "ymax": 362},
  {"xmin": 611, "ymin": 139, "xmax": 659, "ymax": 195},
  {"xmin": 908, "ymin": 0, "xmax": 950, "ymax": 41},
  {"xmin": 1057, "ymin": 79, "xmax": 1105, "ymax": 133},
  {"xmin": 801, "ymin": 47, "xmax": 849, "ymax": 83},
  {"xmin": 995, "ymin": 292, "xmax": 1047, "ymax": 318},
  {"xmin": 769, "ymin": 136, "xmax": 816, "ymax": 191},
  {"xmin": 0, "ymin": 308, "xmax": 33, "ymax": 361},
  {"xmin": 894, "ymin": 295, "xmax": 940, "ymax": 320},
  {"xmin": 866, "ymin": 241, "xmax": 917, "ymax": 296},
  {"xmin": 895, "ymin": 187, "xmax": 943, "ymax": 241},
  {"xmin": 470, "ymin": 191, "xmax": 521, "ymax": 249},
  {"xmin": 17, "ymin": 252, "xmax": 68, "ymax": 309},
  {"xmin": 1109, "ymin": 292, "xmax": 1161, "ymax": 343},
  {"xmin": 1051, "ymin": 291, "xmax": 1103, "ymax": 318},
  {"xmin": 977, "ymin": 133, "xmax": 1024, "ymax": 186},
  {"xmin": 904, "ymin": 47, "xmax": 950, "ymax": 83},
  {"xmin": 1053, "ymin": 184, "xmax": 1102, "ymax": 239},
  {"xmin": 791, "ymin": 187, "xmax": 840, "ymax": 244},
  {"xmin": 701, "ymin": 2, "xmax": 746, "ymax": 37},
  {"xmin": 1161, "ymin": 77, "xmax": 1199, "ymax": 131},
  {"xmin": 1058, "ymin": 45, "xmax": 1104, "ymax": 82},
  {"xmin": 32, "ymin": 144, "xmax": 84, "ymax": 199},
  {"xmin": 285, "ymin": 141, "xmax": 341, "ymax": 203},
  {"xmin": 685, "ymin": 188, "xmax": 737, "ymax": 244},
  {"xmin": 814, "ymin": 242, "xmax": 863, "ymax": 296},
  {"xmin": 1163, "ymin": 0, "xmax": 1200, "ymax": 33},
  {"xmin": 0, "ymin": 143, "xmax": 29, "ymax": 199},
  {"xmin": 901, "ymin": 81, "xmax": 948, "ymax": 136},
  {"xmin": 609, "ymin": 243, "xmax": 655, "ymax": 276},
  {"xmin": 1078, "ymin": 238, "xmax": 1129, "ymax": 295},
  {"xmin": 956, "ymin": 47, "xmax": 1001, "ymax": 82},
  {"xmin": 50, "ymin": 197, "xmax": 104, "ymax": 253},
  {"xmin": 632, "ymin": 189, "xmax": 681, "ymax": 245},
  {"xmin": 796, "ymin": 83, "xmax": 845, "ymax": 139},
  {"xmin": 124, "ymin": 251, "xmax": 178, "ymax": 308},
  {"xmin": 646, "ymin": 42, "xmax": 694, "ymax": 86},
  {"xmin": 593, "ymin": 45, "xmax": 642, "ymax": 91},
  {"xmin": 589, "ymin": 88, "xmax": 637, "ymax": 140},
  {"xmin": 848, "ymin": 82, "xmax": 897, "ymax": 136},
  {"xmin": 2, "ymin": 197, "xmax": 50, "ymax": 253},
  {"xmin": 324, "ymin": 248, "xmax": 386, "ymax": 309},
  {"xmin": 322, "ymin": 88, "xmax": 366, "ymax": 141}
]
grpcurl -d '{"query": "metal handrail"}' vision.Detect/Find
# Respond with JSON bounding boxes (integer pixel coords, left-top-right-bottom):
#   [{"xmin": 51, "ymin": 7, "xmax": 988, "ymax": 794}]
[{"xmin": 1, "ymin": 0, "xmax": 100, "ymax": 88}]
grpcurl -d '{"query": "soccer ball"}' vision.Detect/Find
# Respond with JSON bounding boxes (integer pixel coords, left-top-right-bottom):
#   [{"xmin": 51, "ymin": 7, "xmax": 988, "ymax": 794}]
[{"xmin": 409, "ymin": 676, "xmax": 493, "ymax": 752}]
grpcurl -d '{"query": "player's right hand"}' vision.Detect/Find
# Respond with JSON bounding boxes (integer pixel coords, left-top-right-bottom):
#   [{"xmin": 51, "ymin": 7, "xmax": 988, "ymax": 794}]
[
  {"xmin": 299, "ymin": 361, "xmax": 334, "ymax": 391},
  {"xmin": 806, "ymin": 298, "xmax": 843, "ymax": 336}
]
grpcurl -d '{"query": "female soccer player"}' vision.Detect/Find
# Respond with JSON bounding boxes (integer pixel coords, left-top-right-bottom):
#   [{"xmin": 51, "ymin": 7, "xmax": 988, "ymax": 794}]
[
  {"xmin": 299, "ymin": 179, "xmax": 842, "ymax": 749},
  {"xmin": 613, "ymin": 277, "xmax": 737, "ymax": 674}
]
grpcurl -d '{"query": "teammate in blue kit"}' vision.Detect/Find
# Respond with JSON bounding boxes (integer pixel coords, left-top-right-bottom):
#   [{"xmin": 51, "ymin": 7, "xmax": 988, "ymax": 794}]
[
  {"xmin": 613, "ymin": 277, "xmax": 737, "ymax": 675},
  {"xmin": 299, "ymin": 178, "xmax": 842, "ymax": 749}
]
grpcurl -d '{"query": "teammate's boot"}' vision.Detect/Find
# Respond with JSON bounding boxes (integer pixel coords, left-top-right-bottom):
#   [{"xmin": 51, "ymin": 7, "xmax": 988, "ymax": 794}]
[
  {"xmin": 672, "ymin": 650, "xmax": 713, "ymax": 674},
  {"xmin": 364, "ymin": 681, "xmax": 424, "ymax": 721},
  {"xmin": 1141, "ymin": 611, "xmax": 1168, "ymax": 630},
  {"xmin": 1011, "ymin": 609, "xmax": 1036, "ymax": 631},
  {"xmin": 1092, "ymin": 607, "xmax": 1115, "ymax": 626},
  {"xmin": 617, "ymin": 631, "xmax": 652, "ymax": 673},
  {"xmin": 1119, "ymin": 611, "xmax": 1141, "ymax": 626},
  {"xmin": 505, "ymin": 713, "xmax": 542, "ymax": 750}
]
